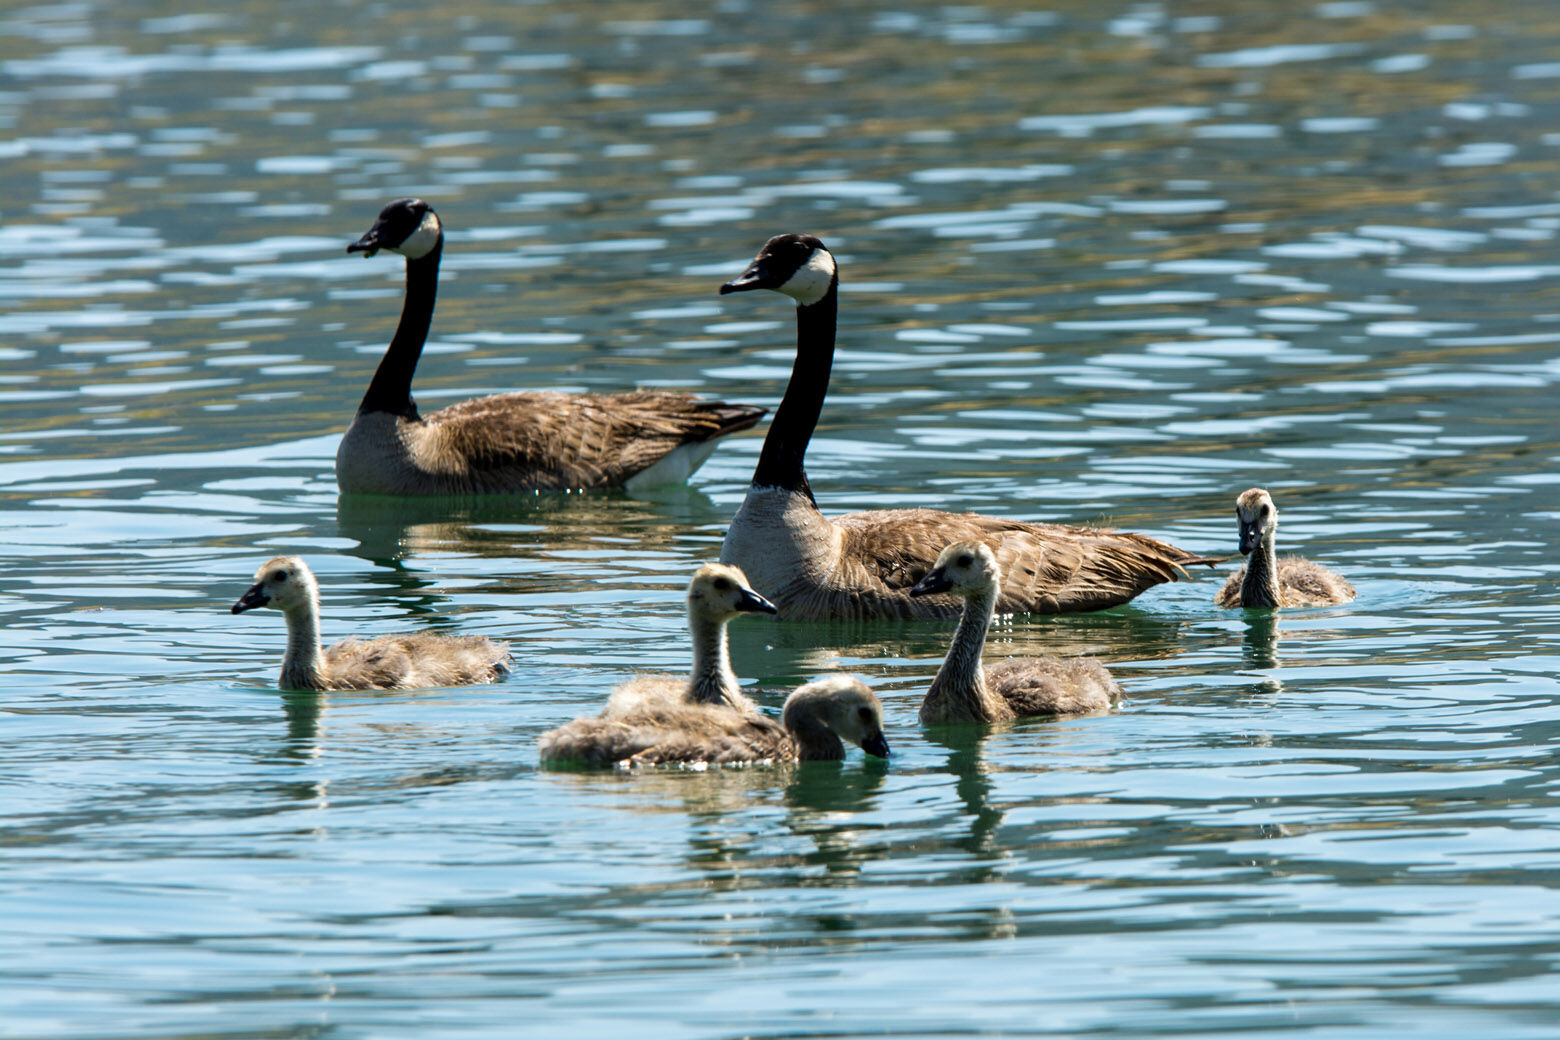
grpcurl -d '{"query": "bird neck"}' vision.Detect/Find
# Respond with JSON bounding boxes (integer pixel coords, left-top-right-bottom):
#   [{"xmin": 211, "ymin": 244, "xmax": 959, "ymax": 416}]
[
  {"xmin": 750, "ymin": 283, "xmax": 837, "ymax": 501},
  {"xmin": 782, "ymin": 704, "xmax": 846, "ymax": 762},
  {"xmin": 1240, "ymin": 529, "xmax": 1281, "ymax": 608},
  {"xmin": 278, "ymin": 595, "xmax": 327, "ymax": 690},
  {"xmin": 358, "ymin": 240, "xmax": 442, "ymax": 419},
  {"xmin": 927, "ymin": 587, "xmax": 1011, "ymax": 723},
  {"xmin": 686, "ymin": 613, "xmax": 744, "ymax": 707}
]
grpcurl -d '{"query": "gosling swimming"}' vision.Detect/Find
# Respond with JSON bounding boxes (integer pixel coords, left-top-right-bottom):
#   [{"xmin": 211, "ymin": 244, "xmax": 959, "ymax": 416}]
[
  {"xmin": 910, "ymin": 541, "xmax": 1122, "ymax": 724},
  {"xmin": 1214, "ymin": 488, "xmax": 1356, "ymax": 608},
  {"xmin": 231, "ymin": 556, "xmax": 510, "ymax": 691},
  {"xmin": 337, "ymin": 198, "xmax": 764, "ymax": 495},
  {"xmin": 538, "ymin": 675, "xmax": 890, "ymax": 767}
]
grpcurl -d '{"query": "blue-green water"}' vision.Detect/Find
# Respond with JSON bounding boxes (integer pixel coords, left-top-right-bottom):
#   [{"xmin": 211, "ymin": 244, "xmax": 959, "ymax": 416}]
[{"xmin": 4, "ymin": 1, "xmax": 1559, "ymax": 1037}]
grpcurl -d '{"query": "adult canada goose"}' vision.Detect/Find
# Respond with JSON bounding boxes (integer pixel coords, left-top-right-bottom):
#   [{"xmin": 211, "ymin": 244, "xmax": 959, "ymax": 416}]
[
  {"xmin": 230, "ymin": 556, "xmax": 510, "ymax": 691},
  {"xmin": 910, "ymin": 541, "xmax": 1122, "ymax": 724},
  {"xmin": 538, "ymin": 675, "xmax": 890, "ymax": 767},
  {"xmin": 602, "ymin": 562, "xmax": 778, "ymax": 715},
  {"xmin": 716, "ymin": 233, "xmax": 1215, "ymax": 620},
  {"xmin": 337, "ymin": 198, "xmax": 765, "ymax": 495},
  {"xmin": 1215, "ymin": 488, "xmax": 1356, "ymax": 608}
]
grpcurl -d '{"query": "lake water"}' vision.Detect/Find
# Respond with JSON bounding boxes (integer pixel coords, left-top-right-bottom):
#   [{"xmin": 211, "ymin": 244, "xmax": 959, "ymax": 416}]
[{"xmin": 4, "ymin": 0, "xmax": 1559, "ymax": 1036}]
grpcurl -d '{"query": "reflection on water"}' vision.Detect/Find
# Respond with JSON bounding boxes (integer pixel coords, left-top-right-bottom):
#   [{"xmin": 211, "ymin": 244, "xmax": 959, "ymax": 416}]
[{"xmin": 4, "ymin": 0, "xmax": 1560, "ymax": 1037}]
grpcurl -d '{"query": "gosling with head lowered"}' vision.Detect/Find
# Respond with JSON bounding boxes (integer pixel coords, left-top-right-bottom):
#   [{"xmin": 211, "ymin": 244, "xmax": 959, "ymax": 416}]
[
  {"xmin": 1215, "ymin": 488, "xmax": 1355, "ymax": 609},
  {"xmin": 231, "ymin": 556, "xmax": 510, "ymax": 691},
  {"xmin": 337, "ymin": 198, "xmax": 764, "ymax": 495},
  {"xmin": 910, "ymin": 541, "xmax": 1122, "ymax": 725},
  {"xmin": 538, "ymin": 564, "xmax": 889, "ymax": 766}
]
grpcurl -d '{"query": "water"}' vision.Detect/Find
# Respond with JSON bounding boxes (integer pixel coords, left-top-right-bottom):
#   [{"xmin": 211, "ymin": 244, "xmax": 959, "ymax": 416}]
[{"xmin": 4, "ymin": 0, "xmax": 1559, "ymax": 1036}]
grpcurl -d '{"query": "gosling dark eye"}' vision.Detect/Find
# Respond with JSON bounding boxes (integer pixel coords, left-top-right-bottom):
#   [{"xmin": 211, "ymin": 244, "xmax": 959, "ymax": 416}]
[
  {"xmin": 272, "ymin": 570, "xmax": 288, "ymax": 582},
  {"xmin": 956, "ymin": 554, "xmax": 974, "ymax": 568},
  {"xmin": 1259, "ymin": 505, "xmax": 1270, "ymax": 517},
  {"xmin": 857, "ymin": 706, "xmax": 874, "ymax": 723},
  {"xmin": 712, "ymin": 577, "xmax": 731, "ymax": 591}
]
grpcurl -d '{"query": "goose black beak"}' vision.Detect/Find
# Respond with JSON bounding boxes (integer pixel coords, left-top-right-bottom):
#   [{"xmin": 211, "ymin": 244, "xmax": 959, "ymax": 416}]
[
  {"xmin": 908, "ymin": 566, "xmax": 951, "ymax": 598},
  {"xmin": 719, "ymin": 257, "xmax": 777, "ymax": 295},
  {"xmin": 231, "ymin": 583, "xmax": 270, "ymax": 614},
  {"xmin": 346, "ymin": 226, "xmax": 382, "ymax": 257},
  {"xmin": 736, "ymin": 587, "xmax": 779, "ymax": 615},
  {"xmin": 860, "ymin": 732, "xmax": 891, "ymax": 758}
]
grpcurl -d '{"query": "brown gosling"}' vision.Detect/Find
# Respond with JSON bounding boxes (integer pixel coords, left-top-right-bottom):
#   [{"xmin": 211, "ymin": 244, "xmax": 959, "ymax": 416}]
[
  {"xmin": 1214, "ymin": 488, "xmax": 1356, "ymax": 609},
  {"xmin": 716, "ymin": 232, "xmax": 1219, "ymax": 620},
  {"xmin": 538, "ymin": 675, "xmax": 890, "ymax": 767},
  {"xmin": 230, "ymin": 556, "xmax": 510, "ymax": 691},
  {"xmin": 337, "ymin": 198, "xmax": 765, "ymax": 495},
  {"xmin": 910, "ymin": 541, "xmax": 1122, "ymax": 725}
]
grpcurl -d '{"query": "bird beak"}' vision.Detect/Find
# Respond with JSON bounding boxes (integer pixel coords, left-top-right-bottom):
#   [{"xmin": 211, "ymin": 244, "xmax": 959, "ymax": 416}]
[
  {"xmin": 346, "ymin": 223, "xmax": 383, "ymax": 257},
  {"xmin": 736, "ymin": 586, "xmax": 779, "ymax": 615},
  {"xmin": 908, "ymin": 566, "xmax": 951, "ymax": 598},
  {"xmin": 1238, "ymin": 524, "xmax": 1262, "ymax": 555},
  {"xmin": 231, "ymin": 583, "xmax": 270, "ymax": 614},
  {"xmin": 860, "ymin": 732, "xmax": 891, "ymax": 758},
  {"xmin": 719, "ymin": 255, "xmax": 777, "ymax": 295}
]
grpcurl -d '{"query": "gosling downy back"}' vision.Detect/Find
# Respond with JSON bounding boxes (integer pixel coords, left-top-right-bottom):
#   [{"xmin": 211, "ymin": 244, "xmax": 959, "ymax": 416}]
[
  {"xmin": 716, "ymin": 232, "xmax": 1217, "ymax": 620},
  {"xmin": 910, "ymin": 541, "xmax": 1122, "ymax": 724},
  {"xmin": 337, "ymin": 198, "xmax": 765, "ymax": 495},
  {"xmin": 231, "ymin": 555, "xmax": 510, "ymax": 691},
  {"xmin": 1214, "ymin": 488, "xmax": 1356, "ymax": 609}
]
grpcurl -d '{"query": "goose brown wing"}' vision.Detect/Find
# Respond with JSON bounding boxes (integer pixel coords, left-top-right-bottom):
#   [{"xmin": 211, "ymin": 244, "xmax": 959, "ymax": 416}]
[
  {"xmin": 835, "ymin": 508, "xmax": 1205, "ymax": 614},
  {"xmin": 425, "ymin": 390, "xmax": 763, "ymax": 491}
]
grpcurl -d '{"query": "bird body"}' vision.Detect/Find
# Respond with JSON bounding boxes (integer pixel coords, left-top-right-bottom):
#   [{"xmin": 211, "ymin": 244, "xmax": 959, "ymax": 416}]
[
  {"xmin": 337, "ymin": 198, "xmax": 763, "ymax": 495},
  {"xmin": 715, "ymin": 233, "xmax": 1212, "ymax": 620},
  {"xmin": 231, "ymin": 556, "xmax": 509, "ymax": 691},
  {"xmin": 1214, "ymin": 488, "xmax": 1355, "ymax": 609},
  {"xmin": 910, "ymin": 542, "xmax": 1122, "ymax": 724}
]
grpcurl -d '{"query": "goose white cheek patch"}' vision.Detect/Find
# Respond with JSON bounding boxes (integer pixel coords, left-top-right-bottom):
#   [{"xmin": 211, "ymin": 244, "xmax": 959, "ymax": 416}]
[
  {"xmin": 777, "ymin": 248, "xmax": 836, "ymax": 306},
  {"xmin": 396, "ymin": 210, "xmax": 443, "ymax": 259}
]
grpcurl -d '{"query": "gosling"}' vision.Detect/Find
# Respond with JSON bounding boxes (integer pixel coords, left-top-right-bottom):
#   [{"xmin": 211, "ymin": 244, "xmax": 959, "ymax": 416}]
[
  {"xmin": 538, "ymin": 675, "xmax": 890, "ymax": 767},
  {"xmin": 910, "ymin": 541, "xmax": 1122, "ymax": 725},
  {"xmin": 231, "ymin": 556, "xmax": 510, "ymax": 691},
  {"xmin": 1214, "ymin": 488, "xmax": 1356, "ymax": 609}
]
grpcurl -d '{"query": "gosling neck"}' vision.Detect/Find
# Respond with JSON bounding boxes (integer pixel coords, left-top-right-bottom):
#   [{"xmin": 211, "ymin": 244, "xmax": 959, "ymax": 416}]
[
  {"xmin": 278, "ymin": 595, "xmax": 328, "ymax": 691},
  {"xmin": 685, "ymin": 611, "xmax": 745, "ymax": 707},
  {"xmin": 924, "ymin": 586, "xmax": 1014, "ymax": 724},
  {"xmin": 750, "ymin": 282, "xmax": 838, "ymax": 503},
  {"xmin": 782, "ymin": 703, "xmax": 846, "ymax": 762},
  {"xmin": 358, "ymin": 240, "xmax": 442, "ymax": 420},
  {"xmin": 1240, "ymin": 527, "xmax": 1282, "ymax": 608}
]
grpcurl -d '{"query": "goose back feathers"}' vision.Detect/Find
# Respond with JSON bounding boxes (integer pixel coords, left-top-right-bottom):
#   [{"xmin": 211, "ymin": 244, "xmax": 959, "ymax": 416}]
[
  {"xmin": 231, "ymin": 556, "xmax": 510, "ymax": 691},
  {"xmin": 338, "ymin": 198, "xmax": 764, "ymax": 495},
  {"xmin": 717, "ymin": 233, "xmax": 1215, "ymax": 621},
  {"xmin": 910, "ymin": 542, "xmax": 1122, "ymax": 724},
  {"xmin": 1214, "ymin": 488, "xmax": 1356, "ymax": 608}
]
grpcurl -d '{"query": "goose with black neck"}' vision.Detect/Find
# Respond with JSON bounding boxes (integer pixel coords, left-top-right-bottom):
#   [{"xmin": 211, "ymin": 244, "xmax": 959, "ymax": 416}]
[{"xmin": 717, "ymin": 232, "xmax": 1217, "ymax": 621}]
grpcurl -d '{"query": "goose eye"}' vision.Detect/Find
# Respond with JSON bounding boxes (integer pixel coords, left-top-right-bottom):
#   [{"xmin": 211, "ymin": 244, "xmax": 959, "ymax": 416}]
[
  {"xmin": 712, "ymin": 577, "xmax": 731, "ymax": 591},
  {"xmin": 956, "ymin": 554, "xmax": 974, "ymax": 568}
]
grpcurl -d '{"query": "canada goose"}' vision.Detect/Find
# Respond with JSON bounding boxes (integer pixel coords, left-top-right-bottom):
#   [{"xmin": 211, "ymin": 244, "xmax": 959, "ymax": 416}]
[
  {"xmin": 538, "ymin": 675, "xmax": 890, "ymax": 767},
  {"xmin": 337, "ymin": 198, "xmax": 765, "ymax": 495},
  {"xmin": 1214, "ymin": 488, "xmax": 1356, "ymax": 608},
  {"xmin": 230, "ymin": 556, "xmax": 510, "ymax": 691},
  {"xmin": 716, "ymin": 233, "xmax": 1215, "ymax": 620},
  {"xmin": 910, "ymin": 541, "xmax": 1122, "ymax": 724},
  {"xmin": 601, "ymin": 562, "xmax": 778, "ymax": 715}
]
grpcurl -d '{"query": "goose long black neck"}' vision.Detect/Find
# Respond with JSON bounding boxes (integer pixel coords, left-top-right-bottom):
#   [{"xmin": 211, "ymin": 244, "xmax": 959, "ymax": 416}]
[
  {"xmin": 751, "ymin": 282, "xmax": 837, "ymax": 499},
  {"xmin": 358, "ymin": 240, "xmax": 442, "ymax": 419}
]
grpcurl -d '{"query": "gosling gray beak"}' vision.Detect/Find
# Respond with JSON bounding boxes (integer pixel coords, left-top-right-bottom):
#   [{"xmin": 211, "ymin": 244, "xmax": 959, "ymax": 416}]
[
  {"xmin": 908, "ymin": 566, "xmax": 951, "ymax": 598},
  {"xmin": 860, "ymin": 732, "xmax": 891, "ymax": 758},
  {"xmin": 231, "ymin": 583, "xmax": 270, "ymax": 614},
  {"xmin": 736, "ymin": 587, "xmax": 779, "ymax": 615},
  {"xmin": 719, "ymin": 256, "xmax": 778, "ymax": 295},
  {"xmin": 1238, "ymin": 524, "xmax": 1262, "ymax": 556}
]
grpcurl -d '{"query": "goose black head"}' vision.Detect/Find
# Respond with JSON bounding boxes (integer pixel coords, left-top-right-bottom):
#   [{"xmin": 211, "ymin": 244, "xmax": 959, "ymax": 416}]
[
  {"xmin": 720, "ymin": 233, "xmax": 836, "ymax": 307},
  {"xmin": 348, "ymin": 198, "xmax": 442, "ymax": 260}
]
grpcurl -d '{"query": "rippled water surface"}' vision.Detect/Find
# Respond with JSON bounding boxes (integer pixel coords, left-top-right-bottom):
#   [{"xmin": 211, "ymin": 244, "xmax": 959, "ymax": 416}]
[{"xmin": 5, "ymin": 0, "xmax": 1560, "ymax": 1036}]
